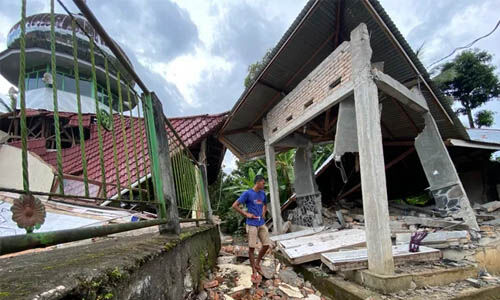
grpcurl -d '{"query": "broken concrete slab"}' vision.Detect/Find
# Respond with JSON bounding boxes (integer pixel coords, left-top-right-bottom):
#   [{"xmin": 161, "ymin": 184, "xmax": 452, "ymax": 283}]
[
  {"xmin": 402, "ymin": 216, "xmax": 468, "ymax": 229},
  {"xmin": 321, "ymin": 244, "xmax": 441, "ymax": 272},
  {"xmin": 270, "ymin": 226, "xmax": 326, "ymax": 242},
  {"xmin": 278, "ymin": 229, "xmax": 340, "ymax": 249},
  {"xmin": 278, "ymin": 283, "xmax": 304, "ymax": 298},
  {"xmin": 281, "ymin": 229, "xmax": 366, "ymax": 264},
  {"xmin": 481, "ymin": 201, "xmax": 500, "ymax": 213},
  {"xmin": 396, "ymin": 231, "xmax": 469, "ymax": 247}
]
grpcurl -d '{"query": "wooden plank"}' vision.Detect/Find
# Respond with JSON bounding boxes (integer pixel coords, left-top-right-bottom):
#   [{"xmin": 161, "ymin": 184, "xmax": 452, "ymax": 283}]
[
  {"xmin": 321, "ymin": 245, "xmax": 441, "ymax": 272},
  {"xmin": 281, "ymin": 229, "xmax": 366, "ymax": 264},
  {"xmin": 270, "ymin": 226, "xmax": 326, "ymax": 242},
  {"xmin": 395, "ymin": 231, "xmax": 469, "ymax": 245},
  {"xmin": 279, "ymin": 229, "xmax": 340, "ymax": 249}
]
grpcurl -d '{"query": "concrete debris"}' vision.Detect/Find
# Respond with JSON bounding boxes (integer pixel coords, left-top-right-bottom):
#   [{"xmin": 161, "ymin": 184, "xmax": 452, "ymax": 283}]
[
  {"xmin": 465, "ymin": 278, "xmax": 483, "ymax": 288},
  {"xmin": 278, "ymin": 283, "xmax": 304, "ymax": 298},
  {"xmin": 197, "ymin": 242, "xmax": 330, "ymax": 300},
  {"xmin": 481, "ymin": 201, "xmax": 500, "ymax": 212},
  {"xmin": 218, "ymin": 256, "xmax": 237, "ymax": 265}
]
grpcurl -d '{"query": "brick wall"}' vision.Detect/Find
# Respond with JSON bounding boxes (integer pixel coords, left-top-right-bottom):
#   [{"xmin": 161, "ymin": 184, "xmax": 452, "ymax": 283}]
[{"xmin": 266, "ymin": 41, "xmax": 352, "ymax": 141}]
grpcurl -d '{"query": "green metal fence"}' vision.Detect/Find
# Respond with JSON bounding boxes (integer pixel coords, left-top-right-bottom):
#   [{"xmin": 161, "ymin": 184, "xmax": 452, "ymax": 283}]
[{"xmin": 0, "ymin": 0, "xmax": 209, "ymax": 255}]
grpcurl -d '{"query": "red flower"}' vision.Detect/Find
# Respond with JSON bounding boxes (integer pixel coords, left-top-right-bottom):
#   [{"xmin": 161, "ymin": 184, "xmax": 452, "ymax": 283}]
[{"xmin": 11, "ymin": 194, "xmax": 46, "ymax": 232}]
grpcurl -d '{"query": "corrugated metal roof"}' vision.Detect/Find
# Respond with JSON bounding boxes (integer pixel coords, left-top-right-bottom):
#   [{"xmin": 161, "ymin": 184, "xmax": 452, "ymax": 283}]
[
  {"xmin": 467, "ymin": 128, "xmax": 500, "ymax": 145},
  {"xmin": 220, "ymin": 0, "xmax": 469, "ymax": 160}
]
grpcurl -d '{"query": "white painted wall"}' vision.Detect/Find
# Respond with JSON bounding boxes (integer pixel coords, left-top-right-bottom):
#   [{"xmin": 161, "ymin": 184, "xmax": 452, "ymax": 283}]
[{"xmin": 0, "ymin": 145, "xmax": 55, "ymax": 193}]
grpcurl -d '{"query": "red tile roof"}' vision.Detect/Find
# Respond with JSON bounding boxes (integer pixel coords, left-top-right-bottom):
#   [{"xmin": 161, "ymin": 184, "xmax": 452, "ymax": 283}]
[{"xmin": 9, "ymin": 111, "xmax": 227, "ymax": 198}]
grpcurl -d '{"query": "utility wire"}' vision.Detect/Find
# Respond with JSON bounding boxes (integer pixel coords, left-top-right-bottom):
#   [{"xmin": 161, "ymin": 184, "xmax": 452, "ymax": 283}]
[{"xmin": 427, "ymin": 19, "xmax": 500, "ymax": 69}]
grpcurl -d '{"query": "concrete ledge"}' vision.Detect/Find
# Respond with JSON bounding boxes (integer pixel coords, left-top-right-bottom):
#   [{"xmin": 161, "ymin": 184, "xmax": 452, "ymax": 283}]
[
  {"xmin": 352, "ymin": 266, "xmax": 478, "ymax": 294},
  {"xmin": 0, "ymin": 225, "xmax": 220, "ymax": 300}
]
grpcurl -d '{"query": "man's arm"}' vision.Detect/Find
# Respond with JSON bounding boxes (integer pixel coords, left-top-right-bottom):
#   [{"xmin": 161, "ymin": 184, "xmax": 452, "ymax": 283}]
[
  {"xmin": 232, "ymin": 200, "xmax": 258, "ymax": 219},
  {"xmin": 262, "ymin": 204, "xmax": 267, "ymax": 219}
]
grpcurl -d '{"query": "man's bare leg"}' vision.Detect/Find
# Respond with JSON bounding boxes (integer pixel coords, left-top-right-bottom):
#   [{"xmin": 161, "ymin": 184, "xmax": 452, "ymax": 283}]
[
  {"xmin": 249, "ymin": 247, "xmax": 257, "ymax": 274},
  {"xmin": 255, "ymin": 245, "xmax": 269, "ymax": 273}
]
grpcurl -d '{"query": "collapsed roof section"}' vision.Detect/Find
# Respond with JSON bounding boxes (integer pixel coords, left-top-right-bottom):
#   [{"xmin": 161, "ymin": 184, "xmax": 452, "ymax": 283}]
[{"xmin": 219, "ymin": 0, "xmax": 469, "ymax": 160}]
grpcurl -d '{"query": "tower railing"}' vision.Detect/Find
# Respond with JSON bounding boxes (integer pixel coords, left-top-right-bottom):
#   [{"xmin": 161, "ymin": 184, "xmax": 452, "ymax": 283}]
[{"xmin": 0, "ymin": 0, "xmax": 210, "ymax": 256}]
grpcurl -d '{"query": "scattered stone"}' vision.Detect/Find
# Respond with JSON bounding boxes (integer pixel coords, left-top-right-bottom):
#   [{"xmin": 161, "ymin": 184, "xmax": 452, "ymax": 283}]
[
  {"xmin": 279, "ymin": 283, "xmax": 304, "ymax": 298},
  {"xmin": 279, "ymin": 268, "xmax": 302, "ymax": 286},
  {"xmin": 273, "ymin": 278, "xmax": 281, "ymax": 287},
  {"xmin": 234, "ymin": 245, "xmax": 249, "ymax": 257},
  {"xmin": 305, "ymin": 294, "xmax": 321, "ymax": 300},
  {"xmin": 218, "ymin": 256, "xmax": 237, "ymax": 265},
  {"xmin": 303, "ymin": 286, "xmax": 315, "ymax": 294},
  {"xmin": 409, "ymin": 281, "xmax": 417, "ymax": 290}
]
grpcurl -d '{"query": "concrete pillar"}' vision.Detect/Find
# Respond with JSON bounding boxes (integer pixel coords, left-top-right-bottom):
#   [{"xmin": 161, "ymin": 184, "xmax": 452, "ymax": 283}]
[
  {"xmin": 148, "ymin": 93, "xmax": 181, "ymax": 234},
  {"xmin": 262, "ymin": 117, "xmax": 283, "ymax": 234},
  {"xmin": 415, "ymin": 112, "xmax": 479, "ymax": 231},
  {"xmin": 351, "ymin": 23, "xmax": 394, "ymax": 275},
  {"xmin": 199, "ymin": 138, "xmax": 213, "ymax": 222},
  {"xmin": 289, "ymin": 143, "xmax": 323, "ymax": 227},
  {"xmin": 333, "ymin": 97, "xmax": 358, "ymax": 159}
]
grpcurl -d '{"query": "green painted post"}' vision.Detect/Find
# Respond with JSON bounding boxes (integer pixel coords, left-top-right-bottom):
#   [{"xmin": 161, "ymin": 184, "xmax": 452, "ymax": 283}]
[{"xmin": 143, "ymin": 93, "xmax": 180, "ymax": 234}]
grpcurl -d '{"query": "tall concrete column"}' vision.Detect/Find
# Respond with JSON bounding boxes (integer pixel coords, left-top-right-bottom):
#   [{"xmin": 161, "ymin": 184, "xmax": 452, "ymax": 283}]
[
  {"xmin": 289, "ymin": 143, "xmax": 323, "ymax": 227},
  {"xmin": 262, "ymin": 118, "xmax": 283, "ymax": 234},
  {"xmin": 351, "ymin": 23, "xmax": 394, "ymax": 275},
  {"xmin": 415, "ymin": 112, "xmax": 479, "ymax": 231},
  {"xmin": 148, "ymin": 93, "xmax": 181, "ymax": 235},
  {"xmin": 199, "ymin": 138, "xmax": 213, "ymax": 222}
]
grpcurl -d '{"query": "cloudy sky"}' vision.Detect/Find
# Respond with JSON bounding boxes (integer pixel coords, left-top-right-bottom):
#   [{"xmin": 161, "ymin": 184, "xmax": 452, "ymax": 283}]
[{"xmin": 0, "ymin": 0, "xmax": 499, "ymax": 172}]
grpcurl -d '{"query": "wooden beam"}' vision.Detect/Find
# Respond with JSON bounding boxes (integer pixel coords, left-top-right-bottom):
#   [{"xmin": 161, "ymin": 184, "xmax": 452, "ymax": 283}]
[
  {"xmin": 351, "ymin": 23, "xmax": 394, "ymax": 275},
  {"xmin": 372, "ymin": 69, "xmax": 428, "ymax": 113}
]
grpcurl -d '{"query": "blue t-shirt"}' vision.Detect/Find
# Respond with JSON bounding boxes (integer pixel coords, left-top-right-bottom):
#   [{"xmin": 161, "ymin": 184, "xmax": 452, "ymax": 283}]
[{"xmin": 237, "ymin": 189, "xmax": 267, "ymax": 226}]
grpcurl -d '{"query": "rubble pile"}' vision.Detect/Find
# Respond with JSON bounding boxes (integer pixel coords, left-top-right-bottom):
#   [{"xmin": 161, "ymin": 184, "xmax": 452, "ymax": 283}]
[{"xmin": 191, "ymin": 243, "xmax": 329, "ymax": 300}]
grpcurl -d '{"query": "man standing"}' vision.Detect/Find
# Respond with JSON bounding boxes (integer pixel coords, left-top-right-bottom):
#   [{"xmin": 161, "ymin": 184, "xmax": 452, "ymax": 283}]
[{"xmin": 232, "ymin": 175, "xmax": 271, "ymax": 277}]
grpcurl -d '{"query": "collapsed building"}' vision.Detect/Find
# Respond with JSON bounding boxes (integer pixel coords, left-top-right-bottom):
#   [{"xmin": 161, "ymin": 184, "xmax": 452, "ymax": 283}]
[{"xmin": 219, "ymin": 0, "xmax": 500, "ymax": 276}]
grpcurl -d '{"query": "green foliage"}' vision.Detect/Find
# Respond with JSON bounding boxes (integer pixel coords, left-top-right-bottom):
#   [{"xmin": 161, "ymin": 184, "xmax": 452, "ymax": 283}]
[
  {"xmin": 244, "ymin": 49, "xmax": 273, "ymax": 89},
  {"xmin": 474, "ymin": 109, "xmax": 495, "ymax": 128},
  {"xmin": 406, "ymin": 193, "xmax": 430, "ymax": 206},
  {"xmin": 211, "ymin": 144, "xmax": 334, "ymax": 233},
  {"xmin": 433, "ymin": 49, "xmax": 500, "ymax": 128}
]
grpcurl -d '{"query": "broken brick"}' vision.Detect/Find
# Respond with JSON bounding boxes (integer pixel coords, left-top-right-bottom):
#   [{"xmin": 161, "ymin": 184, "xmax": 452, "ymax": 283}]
[{"xmin": 203, "ymin": 280, "xmax": 219, "ymax": 289}]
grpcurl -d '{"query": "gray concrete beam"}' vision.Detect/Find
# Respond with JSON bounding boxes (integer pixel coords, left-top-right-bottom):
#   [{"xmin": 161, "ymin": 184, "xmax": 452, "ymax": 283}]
[
  {"xmin": 415, "ymin": 112, "xmax": 479, "ymax": 231},
  {"xmin": 372, "ymin": 69, "xmax": 428, "ymax": 113},
  {"xmin": 268, "ymin": 81, "xmax": 354, "ymax": 145}
]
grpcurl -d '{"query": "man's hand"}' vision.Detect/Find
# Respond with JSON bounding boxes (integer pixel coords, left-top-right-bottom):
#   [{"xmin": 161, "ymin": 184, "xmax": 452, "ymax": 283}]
[{"xmin": 245, "ymin": 212, "xmax": 259, "ymax": 219}]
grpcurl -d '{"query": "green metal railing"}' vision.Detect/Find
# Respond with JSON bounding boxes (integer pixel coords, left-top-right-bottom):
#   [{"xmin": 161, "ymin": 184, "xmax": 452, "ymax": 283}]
[{"xmin": 0, "ymin": 0, "xmax": 210, "ymax": 255}]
